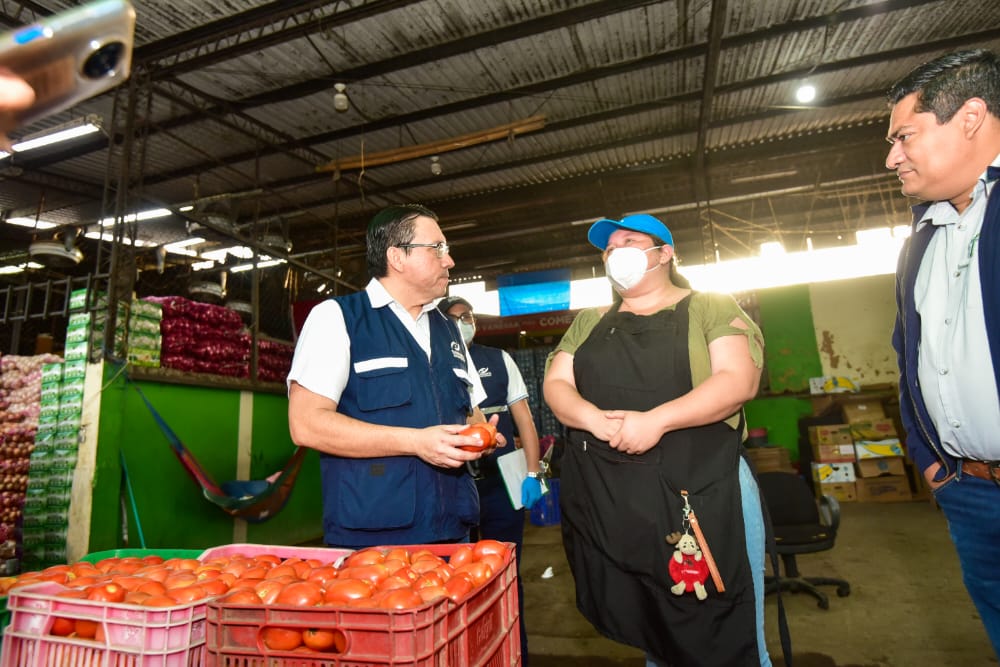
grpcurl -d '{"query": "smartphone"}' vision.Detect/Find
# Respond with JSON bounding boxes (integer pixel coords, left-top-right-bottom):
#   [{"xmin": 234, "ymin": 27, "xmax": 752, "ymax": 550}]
[{"xmin": 0, "ymin": 0, "xmax": 135, "ymax": 128}]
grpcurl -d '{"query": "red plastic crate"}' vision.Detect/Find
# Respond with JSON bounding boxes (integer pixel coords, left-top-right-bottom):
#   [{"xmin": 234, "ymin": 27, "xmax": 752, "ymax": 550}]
[
  {"xmin": 0, "ymin": 582, "xmax": 207, "ymax": 666},
  {"xmin": 204, "ymin": 542, "xmax": 521, "ymax": 666}
]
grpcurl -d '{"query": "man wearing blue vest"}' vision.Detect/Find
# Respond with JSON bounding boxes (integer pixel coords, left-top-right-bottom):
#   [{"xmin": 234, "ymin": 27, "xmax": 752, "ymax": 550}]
[
  {"xmin": 287, "ymin": 204, "xmax": 502, "ymax": 549},
  {"xmin": 438, "ymin": 295, "xmax": 545, "ymax": 665},
  {"xmin": 887, "ymin": 49, "xmax": 1000, "ymax": 657}
]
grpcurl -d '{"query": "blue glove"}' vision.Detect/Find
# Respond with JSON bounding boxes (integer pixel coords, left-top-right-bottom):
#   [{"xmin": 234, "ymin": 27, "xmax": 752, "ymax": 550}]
[{"xmin": 521, "ymin": 476, "xmax": 544, "ymax": 510}]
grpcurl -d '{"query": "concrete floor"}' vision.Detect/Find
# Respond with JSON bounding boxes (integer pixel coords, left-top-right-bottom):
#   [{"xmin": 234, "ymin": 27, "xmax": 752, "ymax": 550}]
[{"xmin": 520, "ymin": 499, "xmax": 998, "ymax": 667}]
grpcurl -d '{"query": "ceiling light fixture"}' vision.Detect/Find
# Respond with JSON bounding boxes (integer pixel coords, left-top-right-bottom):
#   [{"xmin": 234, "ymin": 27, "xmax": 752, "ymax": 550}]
[
  {"xmin": 430, "ymin": 155, "xmax": 441, "ymax": 176},
  {"xmin": 231, "ymin": 258, "xmax": 286, "ymax": 273},
  {"xmin": 163, "ymin": 236, "xmax": 205, "ymax": 256},
  {"xmin": 795, "ymin": 84, "xmax": 817, "ymax": 104},
  {"xmin": 84, "ymin": 229, "xmax": 154, "ymax": 246},
  {"xmin": 0, "ymin": 262, "xmax": 43, "ymax": 275},
  {"xmin": 29, "ymin": 229, "xmax": 83, "ymax": 267},
  {"xmin": 99, "ymin": 207, "xmax": 172, "ymax": 226},
  {"xmin": 5, "ymin": 216, "xmax": 57, "ymax": 229},
  {"xmin": 260, "ymin": 232, "xmax": 292, "ymax": 253},
  {"xmin": 0, "ymin": 115, "xmax": 102, "ymax": 160},
  {"xmin": 333, "ymin": 83, "xmax": 349, "ymax": 112}
]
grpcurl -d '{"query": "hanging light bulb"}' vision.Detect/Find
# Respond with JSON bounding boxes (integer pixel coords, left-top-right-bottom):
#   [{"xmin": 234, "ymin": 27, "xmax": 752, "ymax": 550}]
[
  {"xmin": 333, "ymin": 83, "xmax": 349, "ymax": 112},
  {"xmin": 795, "ymin": 83, "xmax": 817, "ymax": 104},
  {"xmin": 430, "ymin": 155, "xmax": 442, "ymax": 176}
]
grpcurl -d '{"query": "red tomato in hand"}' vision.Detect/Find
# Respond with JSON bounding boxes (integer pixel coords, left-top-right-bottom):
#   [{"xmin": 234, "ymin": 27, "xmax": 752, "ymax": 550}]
[{"xmin": 459, "ymin": 424, "xmax": 495, "ymax": 452}]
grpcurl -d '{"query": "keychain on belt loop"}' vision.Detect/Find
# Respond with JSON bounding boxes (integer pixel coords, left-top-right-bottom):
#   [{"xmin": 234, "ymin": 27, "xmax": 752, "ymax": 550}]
[{"xmin": 681, "ymin": 490, "xmax": 725, "ymax": 593}]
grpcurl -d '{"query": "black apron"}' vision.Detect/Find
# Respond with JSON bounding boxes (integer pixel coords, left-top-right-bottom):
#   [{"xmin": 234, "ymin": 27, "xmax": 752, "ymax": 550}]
[{"xmin": 561, "ymin": 295, "xmax": 758, "ymax": 666}]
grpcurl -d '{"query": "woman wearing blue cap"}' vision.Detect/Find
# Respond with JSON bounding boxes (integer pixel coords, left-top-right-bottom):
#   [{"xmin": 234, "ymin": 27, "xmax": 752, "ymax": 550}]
[{"xmin": 543, "ymin": 214, "xmax": 770, "ymax": 666}]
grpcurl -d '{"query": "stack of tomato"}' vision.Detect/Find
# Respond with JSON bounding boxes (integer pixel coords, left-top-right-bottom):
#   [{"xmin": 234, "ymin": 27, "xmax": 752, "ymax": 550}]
[
  {"xmin": 0, "ymin": 539, "xmax": 510, "ymax": 653},
  {"xmin": 0, "ymin": 552, "xmax": 342, "ymax": 641},
  {"xmin": 219, "ymin": 539, "xmax": 510, "ymax": 653}
]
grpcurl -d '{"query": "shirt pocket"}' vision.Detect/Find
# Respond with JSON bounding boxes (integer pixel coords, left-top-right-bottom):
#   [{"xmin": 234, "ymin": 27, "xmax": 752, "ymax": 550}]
[{"xmin": 354, "ymin": 357, "xmax": 411, "ymax": 411}]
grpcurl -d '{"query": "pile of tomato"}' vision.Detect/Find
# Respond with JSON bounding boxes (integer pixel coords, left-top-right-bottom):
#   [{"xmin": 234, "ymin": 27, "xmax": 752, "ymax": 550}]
[
  {"xmin": 0, "ymin": 539, "xmax": 510, "ymax": 654},
  {"xmin": 231, "ymin": 539, "xmax": 509, "ymax": 653}
]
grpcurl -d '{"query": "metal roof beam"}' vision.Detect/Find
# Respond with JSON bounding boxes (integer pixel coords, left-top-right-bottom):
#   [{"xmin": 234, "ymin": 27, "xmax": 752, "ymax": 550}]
[{"xmin": 136, "ymin": 0, "xmax": 420, "ymax": 73}]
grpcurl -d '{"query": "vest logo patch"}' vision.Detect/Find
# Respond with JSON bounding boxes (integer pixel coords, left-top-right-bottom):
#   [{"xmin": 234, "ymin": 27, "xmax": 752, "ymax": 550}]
[
  {"xmin": 478, "ymin": 367, "xmax": 492, "ymax": 378},
  {"xmin": 451, "ymin": 341, "xmax": 465, "ymax": 362}
]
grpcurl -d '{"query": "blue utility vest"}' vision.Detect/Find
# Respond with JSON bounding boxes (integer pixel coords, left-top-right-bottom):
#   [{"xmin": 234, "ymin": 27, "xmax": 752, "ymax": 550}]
[
  {"xmin": 321, "ymin": 292, "xmax": 479, "ymax": 547},
  {"xmin": 468, "ymin": 344, "xmax": 516, "ymax": 467}
]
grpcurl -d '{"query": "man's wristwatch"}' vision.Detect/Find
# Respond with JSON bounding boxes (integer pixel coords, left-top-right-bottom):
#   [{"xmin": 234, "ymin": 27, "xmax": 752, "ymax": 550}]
[{"xmin": 526, "ymin": 471, "xmax": 542, "ymax": 479}]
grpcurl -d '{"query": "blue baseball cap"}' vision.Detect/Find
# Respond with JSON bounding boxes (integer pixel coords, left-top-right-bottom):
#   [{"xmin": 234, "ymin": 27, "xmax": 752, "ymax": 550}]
[{"xmin": 587, "ymin": 213, "xmax": 674, "ymax": 250}]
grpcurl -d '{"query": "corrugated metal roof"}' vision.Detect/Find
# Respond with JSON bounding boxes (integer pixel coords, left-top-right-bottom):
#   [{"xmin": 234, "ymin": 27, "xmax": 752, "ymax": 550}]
[{"xmin": 2, "ymin": 0, "xmax": 1000, "ymax": 286}]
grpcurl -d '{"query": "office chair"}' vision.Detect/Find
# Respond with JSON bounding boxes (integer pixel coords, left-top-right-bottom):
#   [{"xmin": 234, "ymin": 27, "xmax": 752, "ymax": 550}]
[{"xmin": 757, "ymin": 471, "xmax": 851, "ymax": 609}]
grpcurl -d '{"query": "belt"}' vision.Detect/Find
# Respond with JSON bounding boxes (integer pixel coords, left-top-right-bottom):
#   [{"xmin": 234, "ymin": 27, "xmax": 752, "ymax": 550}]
[{"xmin": 959, "ymin": 459, "xmax": 1000, "ymax": 485}]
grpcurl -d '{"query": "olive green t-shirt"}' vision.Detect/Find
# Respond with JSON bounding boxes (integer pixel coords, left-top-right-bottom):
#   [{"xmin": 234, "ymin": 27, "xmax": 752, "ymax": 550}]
[{"xmin": 546, "ymin": 291, "xmax": 764, "ymax": 430}]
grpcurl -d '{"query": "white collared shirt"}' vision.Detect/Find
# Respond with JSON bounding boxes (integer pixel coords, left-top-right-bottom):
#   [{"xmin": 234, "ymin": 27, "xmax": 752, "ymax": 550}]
[
  {"xmin": 288, "ymin": 278, "xmax": 486, "ymax": 408},
  {"xmin": 914, "ymin": 158, "xmax": 1000, "ymax": 461}
]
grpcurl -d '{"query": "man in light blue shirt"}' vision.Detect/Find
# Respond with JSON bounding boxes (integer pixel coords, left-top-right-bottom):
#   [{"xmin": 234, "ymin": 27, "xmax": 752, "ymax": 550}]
[{"xmin": 887, "ymin": 49, "xmax": 1000, "ymax": 659}]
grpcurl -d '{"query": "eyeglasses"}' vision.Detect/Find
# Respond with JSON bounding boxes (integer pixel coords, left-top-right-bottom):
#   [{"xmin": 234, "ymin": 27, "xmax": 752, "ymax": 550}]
[
  {"xmin": 448, "ymin": 312, "xmax": 475, "ymax": 324},
  {"xmin": 396, "ymin": 242, "xmax": 450, "ymax": 258}
]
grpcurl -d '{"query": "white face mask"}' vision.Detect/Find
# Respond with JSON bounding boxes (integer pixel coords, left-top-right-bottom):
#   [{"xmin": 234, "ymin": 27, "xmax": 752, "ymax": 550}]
[
  {"xmin": 604, "ymin": 246, "xmax": 662, "ymax": 292},
  {"xmin": 459, "ymin": 321, "xmax": 476, "ymax": 345}
]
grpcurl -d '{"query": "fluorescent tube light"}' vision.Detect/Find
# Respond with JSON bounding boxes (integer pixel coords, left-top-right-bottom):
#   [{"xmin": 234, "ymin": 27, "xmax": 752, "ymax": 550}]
[
  {"xmin": 163, "ymin": 237, "xmax": 205, "ymax": 256},
  {"xmin": 5, "ymin": 216, "xmax": 57, "ymax": 230},
  {"xmin": 99, "ymin": 208, "xmax": 172, "ymax": 226},
  {"xmin": 84, "ymin": 230, "xmax": 154, "ymax": 247},
  {"xmin": 231, "ymin": 259, "xmax": 286, "ymax": 273},
  {"xmin": 0, "ymin": 116, "xmax": 102, "ymax": 160},
  {"xmin": 0, "ymin": 262, "xmax": 44, "ymax": 275}
]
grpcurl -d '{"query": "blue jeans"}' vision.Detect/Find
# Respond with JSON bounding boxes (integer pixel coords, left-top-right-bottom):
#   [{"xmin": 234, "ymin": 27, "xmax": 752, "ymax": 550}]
[
  {"xmin": 647, "ymin": 458, "xmax": 771, "ymax": 666},
  {"xmin": 933, "ymin": 472, "xmax": 1000, "ymax": 658}
]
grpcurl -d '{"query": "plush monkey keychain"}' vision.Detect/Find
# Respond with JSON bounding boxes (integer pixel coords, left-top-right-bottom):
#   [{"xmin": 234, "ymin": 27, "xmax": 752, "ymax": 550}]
[{"xmin": 666, "ymin": 490, "xmax": 725, "ymax": 600}]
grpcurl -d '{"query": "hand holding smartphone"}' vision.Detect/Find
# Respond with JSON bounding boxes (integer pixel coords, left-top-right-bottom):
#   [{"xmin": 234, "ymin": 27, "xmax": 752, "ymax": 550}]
[{"xmin": 0, "ymin": 0, "xmax": 135, "ymax": 135}]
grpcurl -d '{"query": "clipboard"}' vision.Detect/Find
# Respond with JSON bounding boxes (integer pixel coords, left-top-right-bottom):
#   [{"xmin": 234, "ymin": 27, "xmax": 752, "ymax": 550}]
[{"xmin": 496, "ymin": 448, "xmax": 528, "ymax": 510}]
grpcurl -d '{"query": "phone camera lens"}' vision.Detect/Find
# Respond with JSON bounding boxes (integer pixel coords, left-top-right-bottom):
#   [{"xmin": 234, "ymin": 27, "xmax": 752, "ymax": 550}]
[{"xmin": 82, "ymin": 41, "xmax": 124, "ymax": 79}]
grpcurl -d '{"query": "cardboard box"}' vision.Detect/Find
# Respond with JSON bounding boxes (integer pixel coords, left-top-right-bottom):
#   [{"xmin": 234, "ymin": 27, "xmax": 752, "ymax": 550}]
[
  {"xmin": 856, "ymin": 475, "xmax": 912, "ymax": 502},
  {"xmin": 745, "ymin": 447, "xmax": 792, "ymax": 473},
  {"xmin": 808, "ymin": 424, "xmax": 853, "ymax": 447},
  {"xmin": 811, "ymin": 462, "xmax": 856, "ymax": 484},
  {"xmin": 855, "ymin": 440, "xmax": 905, "ymax": 459},
  {"xmin": 849, "ymin": 419, "xmax": 898, "ymax": 442},
  {"xmin": 816, "ymin": 481, "xmax": 857, "ymax": 503},
  {"xmin": 811, "ymin": 442, "xmax": 857, "ymax": 463},
  {"xmin": 841, "ymin": 399, "xmax": 885, "ymax": 423},
  {"xmin": 856, "ymin": 457, "xmax": 906, "ymax": 478}
]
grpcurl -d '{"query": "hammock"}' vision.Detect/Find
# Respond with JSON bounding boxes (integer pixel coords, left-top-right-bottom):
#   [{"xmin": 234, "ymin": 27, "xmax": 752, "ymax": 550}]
[{"xmin": 131, "ymin": 383, "xmax": 307, "ymax": 523}]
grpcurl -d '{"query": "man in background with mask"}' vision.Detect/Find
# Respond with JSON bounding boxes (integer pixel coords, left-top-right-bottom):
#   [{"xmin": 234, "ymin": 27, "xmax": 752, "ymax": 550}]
[{"xmin": 438, "ymin": 295, "xmax": 544, "ymax": 665}]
